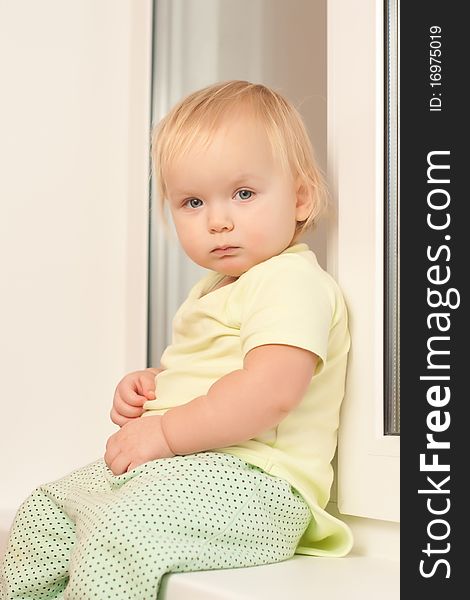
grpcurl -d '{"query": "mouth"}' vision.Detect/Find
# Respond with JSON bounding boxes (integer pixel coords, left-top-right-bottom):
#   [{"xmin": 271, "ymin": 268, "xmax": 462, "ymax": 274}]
[{"xmin": 211, "ymin": 246, "xmax": 239, "ymax": 255}]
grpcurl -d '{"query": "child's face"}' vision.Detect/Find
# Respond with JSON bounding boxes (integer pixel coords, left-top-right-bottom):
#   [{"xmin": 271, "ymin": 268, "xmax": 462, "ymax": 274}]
[{"xmin": 165, "ymin": 111, "xmax": 310, "ymax": 277}]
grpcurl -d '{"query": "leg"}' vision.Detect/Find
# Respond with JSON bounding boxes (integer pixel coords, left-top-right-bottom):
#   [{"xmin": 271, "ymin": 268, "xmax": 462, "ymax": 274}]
[
  {"xmin": 0, "ymin": 460, "xmax": 109, "ymax": 600},
  {"xmin": 62, "ymin": 452, "xmax": 311, "ymax": 599},
  {"xmin": 193, "ymin": 454, "xmax": 312, "ymax": 569},
  {"xmin": 0, "ymin": 488, "xmax": 74, "ymax": 600}
]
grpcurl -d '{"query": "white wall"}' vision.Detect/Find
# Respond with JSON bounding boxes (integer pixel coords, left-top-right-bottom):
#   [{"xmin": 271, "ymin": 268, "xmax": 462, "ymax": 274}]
[{"xmin": 0, "ymin": 0, "xmax": 152, "ymax": 512}]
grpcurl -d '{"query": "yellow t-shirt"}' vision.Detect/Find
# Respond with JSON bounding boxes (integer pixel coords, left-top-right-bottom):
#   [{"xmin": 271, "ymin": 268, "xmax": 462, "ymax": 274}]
[{"xmin": 143, "ymin": 243, "xmax": 353, "ymax": 556}]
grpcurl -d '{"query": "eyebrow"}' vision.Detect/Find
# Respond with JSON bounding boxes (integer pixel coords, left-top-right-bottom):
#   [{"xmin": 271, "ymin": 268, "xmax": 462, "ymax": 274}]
[
  {"xmin": 171, "ymin": 174, "xmax": 262, "ymax": 197},
  {"xmin": 231, "ymin": 173, "xmax": 262, "ymax": 185}
]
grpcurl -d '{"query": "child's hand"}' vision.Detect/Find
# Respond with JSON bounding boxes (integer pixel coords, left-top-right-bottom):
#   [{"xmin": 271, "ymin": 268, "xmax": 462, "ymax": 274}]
[
  {"xmin": 104, "ymin": 415, "xmax": 175, "ymax": 475},
  {"xmin": 110, "ymin": 369, "xmax": 159, "ymax": 427}
]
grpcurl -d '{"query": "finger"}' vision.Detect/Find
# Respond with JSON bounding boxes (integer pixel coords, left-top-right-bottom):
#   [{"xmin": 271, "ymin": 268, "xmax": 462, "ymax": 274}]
[
  {"xmin": 137, "ymin": 374, "xmax": 157, "ymax": 398},
  {"xmin": 110, "ymin": 408, "xmax": 133, "ymax": 427},
  {"xmin": 105, "ymin": 431, "xmax": 122, "ymax": 466},
  {"xmin": 110, "ymin": 453, "xmax": 132, "ymax": 476},
  {"xmin": 114, "ymin": 396, "xmax": 144, "ymax": 418},
  {"xmin": 127, "ymin": 460, "xmax": 143, "ymax": 473},
  {"xmin": 104, "ymin": 429, "xmax": 131, "ymax": 475},
  {"xmin": 119, "ymin": 390, "xmax": 147, "ymax": 408}
]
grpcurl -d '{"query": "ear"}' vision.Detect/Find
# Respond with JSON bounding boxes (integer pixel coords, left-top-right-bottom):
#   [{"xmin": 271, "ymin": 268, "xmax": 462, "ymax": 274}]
[{"xmin": 294, "ymin": 178, "xmax": 313, "ymax": 222}]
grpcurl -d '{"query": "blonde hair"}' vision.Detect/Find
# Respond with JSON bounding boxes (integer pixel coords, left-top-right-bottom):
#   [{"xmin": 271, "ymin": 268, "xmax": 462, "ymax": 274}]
[{"xmin": 151, "ymin": 80, "xmax": 329, "ymax": 238}]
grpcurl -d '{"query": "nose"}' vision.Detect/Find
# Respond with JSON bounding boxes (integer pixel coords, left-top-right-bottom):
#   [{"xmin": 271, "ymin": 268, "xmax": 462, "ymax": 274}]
[{"xmin": 207, "ymin": 204, "xmax": 234, "ymax": 233}]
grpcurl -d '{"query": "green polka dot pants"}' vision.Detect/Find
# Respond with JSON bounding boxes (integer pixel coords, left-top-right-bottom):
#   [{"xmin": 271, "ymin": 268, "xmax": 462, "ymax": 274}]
[{"xmin": 0, "ymin": 452, "xmax": 312, "ymax": 599}]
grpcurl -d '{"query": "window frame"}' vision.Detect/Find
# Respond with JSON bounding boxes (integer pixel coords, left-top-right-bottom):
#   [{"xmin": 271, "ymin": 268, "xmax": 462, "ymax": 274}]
[{"xmin": 327, "ymin": 0, "xmax": 399, "ymax": 522}]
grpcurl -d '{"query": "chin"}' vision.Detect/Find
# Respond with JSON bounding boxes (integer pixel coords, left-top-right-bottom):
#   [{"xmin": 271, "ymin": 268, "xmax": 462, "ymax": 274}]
[
  {"xmin": 219, "ymin": 263, "xmax": 247, "ymax": 278},
  {"xmin": 218, "ymin": 266, "xmax": 243, "ymax": 277}
]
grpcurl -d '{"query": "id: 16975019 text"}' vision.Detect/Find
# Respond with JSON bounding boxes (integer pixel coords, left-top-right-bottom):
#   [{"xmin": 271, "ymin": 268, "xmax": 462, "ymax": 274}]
[{"xmin": 429, "ymin": 25, "xmax": 443, "ymax": 112}]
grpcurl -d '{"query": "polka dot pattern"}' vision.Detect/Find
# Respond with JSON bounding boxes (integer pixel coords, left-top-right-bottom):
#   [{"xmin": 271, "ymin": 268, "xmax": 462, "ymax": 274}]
[{"xmin": 0, "ymin": 452, "xmax": 312, "ymax": 599}]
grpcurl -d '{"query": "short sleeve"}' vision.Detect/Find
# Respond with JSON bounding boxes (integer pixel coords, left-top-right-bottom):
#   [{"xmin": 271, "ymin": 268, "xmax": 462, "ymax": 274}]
[{"xmin": 237, "ymin": 255, "xmax": 334, "ymax": 370}]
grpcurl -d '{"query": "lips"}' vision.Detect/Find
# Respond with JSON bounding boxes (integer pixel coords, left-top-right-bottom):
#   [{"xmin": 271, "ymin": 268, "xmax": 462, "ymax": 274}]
[{"xmin": 211, "ymin": 246, "xmax": 239, "ymax": 255}]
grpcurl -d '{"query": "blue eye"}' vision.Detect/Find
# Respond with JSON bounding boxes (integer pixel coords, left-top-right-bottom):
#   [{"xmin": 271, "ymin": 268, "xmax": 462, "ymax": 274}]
[
  {"xmin": 237, "ymin": 189, "xmax": 253, "ymax": 201},
  {"xmin": 185, "ymin": 198, "xmax": 203, "ymax": 209}
]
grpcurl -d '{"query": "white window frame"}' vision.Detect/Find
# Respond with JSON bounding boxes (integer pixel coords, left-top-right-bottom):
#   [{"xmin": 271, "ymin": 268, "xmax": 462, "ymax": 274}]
[{"xmin": 327, "ymin": 0, "xmax": 400, "ymax": 522}]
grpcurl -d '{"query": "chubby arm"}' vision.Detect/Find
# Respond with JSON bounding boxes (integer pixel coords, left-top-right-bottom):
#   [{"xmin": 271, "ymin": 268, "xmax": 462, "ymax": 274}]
[{"xmin": 160, "ymin": 344, "xmax": 318, "ymax": 455}]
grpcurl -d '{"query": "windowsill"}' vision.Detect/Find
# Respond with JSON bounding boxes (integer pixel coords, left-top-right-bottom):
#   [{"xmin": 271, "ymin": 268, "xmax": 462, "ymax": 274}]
[{"xmin": 160, "ymin": 553, "xmax": 399, "ymax": 599}]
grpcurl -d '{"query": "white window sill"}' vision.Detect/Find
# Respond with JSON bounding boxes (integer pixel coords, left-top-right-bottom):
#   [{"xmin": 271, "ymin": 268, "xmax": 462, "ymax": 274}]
[{"xmin": 160, "ymin": 553, "xmax": 399, "ymax": 600}]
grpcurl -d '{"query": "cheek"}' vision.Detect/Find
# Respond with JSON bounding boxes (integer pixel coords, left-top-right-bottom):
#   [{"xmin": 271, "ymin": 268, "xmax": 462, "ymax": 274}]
[
  {"xmin": 269, "ymin": 200, "xmax": 297, "ymax": 228},
  {"xmin": 174, "ymin": 219, "xmax": 207, "ymax": 257},
  {"xmin": 171, "ymin": 216, "xmax": 192, "ymax": 245},
  {"xmin": 177, "ymin": 228, "xmax": 197, "ymax": 250}
]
